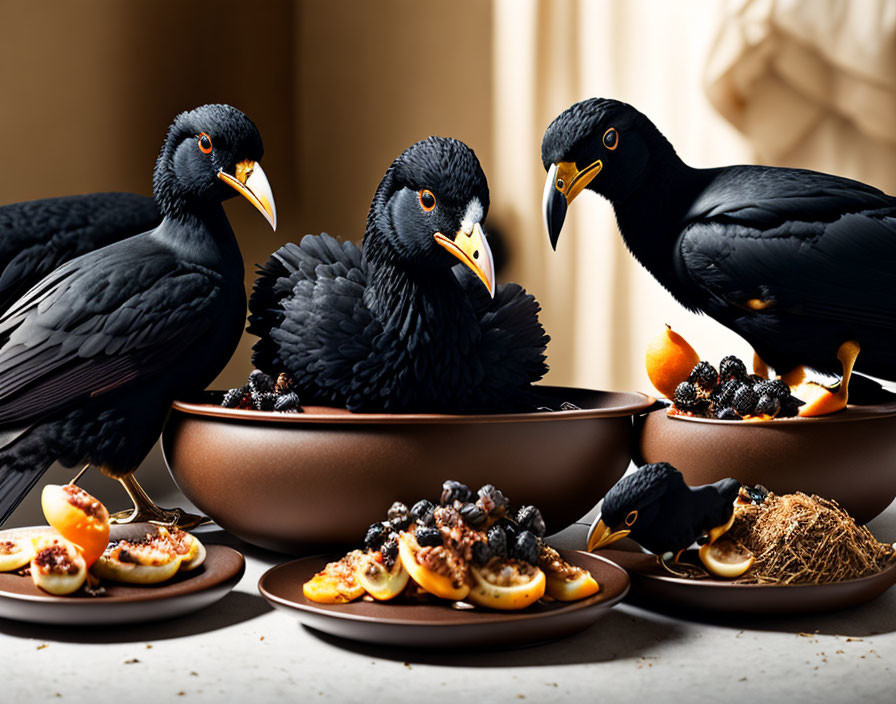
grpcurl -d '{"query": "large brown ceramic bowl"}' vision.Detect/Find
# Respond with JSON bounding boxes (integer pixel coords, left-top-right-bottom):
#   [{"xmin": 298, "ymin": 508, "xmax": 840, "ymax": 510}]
[
  {"xmin": 636, "ymin": 401, "xmax": 896, "ymax": 523},
  {"xmin": 162, "ymin": 386, "xmax": 653, "ymax": 553}
]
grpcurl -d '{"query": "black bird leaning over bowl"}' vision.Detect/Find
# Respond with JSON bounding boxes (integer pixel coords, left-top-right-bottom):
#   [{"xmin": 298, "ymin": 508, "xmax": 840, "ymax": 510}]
[
  {"xmin": 248, "ymin": 136, "xmax": 549, "ymax": 413},
  {"xmin": 541, "ymin": 98, "xmax": 896, "ymax": 395},
  {"xmin": 0, "ymin": 104, "xmax": 277, "ymax": 525},
  {"xmin": 0, "ymin": 193, "xmax": 160, "ymax": 310},
  {"xmin": 587, "ymin": 462, "xmax": 741, "ymax": 558}
]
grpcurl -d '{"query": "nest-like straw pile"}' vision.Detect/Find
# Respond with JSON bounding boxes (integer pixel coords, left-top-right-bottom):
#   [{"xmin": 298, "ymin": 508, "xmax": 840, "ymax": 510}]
[{"xmin": 727, "ymin": 491, "xmax": 895, "ymax": 585}]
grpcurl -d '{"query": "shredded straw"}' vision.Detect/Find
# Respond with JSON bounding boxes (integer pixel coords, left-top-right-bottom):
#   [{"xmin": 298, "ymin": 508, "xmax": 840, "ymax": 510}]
[{"xmin": 727, "ymin": 491, "xmax": 895, "ymax": 585}]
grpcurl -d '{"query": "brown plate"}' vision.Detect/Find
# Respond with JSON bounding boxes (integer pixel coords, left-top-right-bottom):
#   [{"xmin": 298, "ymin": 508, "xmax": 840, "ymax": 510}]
[
  {"xmin": 164, "ymin": 386, "xmax": 653, "ymax": 552},
  {"xmin": 257, "ymin": 549, "xmax": 629, "ymax": 648},
  {"xmin": 0, "ymin": 529, "xmax": 245, "ymax": 626},
  {"xmin": 597, "ymin": 547, "xmax": 896, "ymax": 615}
]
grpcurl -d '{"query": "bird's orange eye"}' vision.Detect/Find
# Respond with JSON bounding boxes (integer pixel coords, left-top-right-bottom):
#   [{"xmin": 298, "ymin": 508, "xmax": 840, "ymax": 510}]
[
  {"xmin": 198, "ymin": 133, "xmax": 213, "ymax": 154},
  {"xmin": 625, "ymin": 510, "xmax": 638, "ymax": 526},
  {"xmin": 603, "ymin": 127, "xmax": 619, "ymax": 151},
  {"xmin": 419, "ymin": 189, "xmax": 436, "ymax": 212}
]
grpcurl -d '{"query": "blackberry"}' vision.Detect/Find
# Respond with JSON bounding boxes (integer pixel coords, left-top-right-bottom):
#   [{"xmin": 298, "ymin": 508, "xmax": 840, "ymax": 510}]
[
  {"xmin": 459, "ymin": 502, "xmax": 487, "ymax": 529},
  {"xmin": 688, "ymin": 361, "xmax": 718, "ymax": 391},
  {"xmin": 732, "ymin": 385, "xmax": 758, "ymax": 416},
  {"xmin": 719, "ymin": 355, "xmax": 748, "ymax": 382},
  {"xmin": 487, "ymin": 525, "xmax": 508, "ymax": 559},
  {"xmin": 273, "ymin": 392, "xmax": 301, "ymax": 412},
  {"xmin": 380, "ymin": 538, "xmax": 399, "ymax": 569},
  {"xmin": 476, "ymin": 485, "xmax": 509, "ymax": 518},
  {"xmin": 755, "ymin": 378, "xmax": 790, "ymax": 401},
  {"xmin": 513, "ymin": 530, "xmax": 540, "ymax": 565},
  {"xmin": 714, "ymin": 406, "xmax": 742, "ymax": 421},
  {"xmin": 754, "ymin": 394, "xmax": 780, "ymax": 417},
  {"xmin": 440, "ymin": 480, "xmax": 472, "ymax": 506},
  {"xmin": 673, "ymin": 381, "xmax": 701, "ymax": 410},
  {"xmin": 516, "ymin": 506, "xmax": 546, "ymax": 538},
  {"xmin": 711, "ymin": 379, "xmax": 740, "ymax": 409},
  {"xmin": 251, "ymin": 391, "xmax": 277, "ymax": 411},
  {"xmin": 275, "ymin": 372, "xmax": 295, "ymax": 394},
  {"xmin": 387, "ymin": 501, "xmax": 409, "ymax": 520},
  {"xmin": 363, "ymin": 522, "xmax": 387, "ymax": 550},
  {"xmin": 410, "ymin": 499, "xmax": 435, "ymax": 526},
  {"xmin": 221, "ymin": 387, "xmax": 244, "ymax": 408},
  {"xmin": 499, "ymin": 519, "xmax": 519, "ymax": 543},
  {"xmin": 415, "ymin": 526, "xmax": 443, "ymax": 547},
  {"xmin": 248, "ymin": 369, "xmax": 276, "ymax": 394},
  {"xmin": 471, "ymin": 541, "xmax": 492, "ymax": 566},
  {"xmin": 749, "ymin": 374, "xmax": 767, "ymax": 385}
]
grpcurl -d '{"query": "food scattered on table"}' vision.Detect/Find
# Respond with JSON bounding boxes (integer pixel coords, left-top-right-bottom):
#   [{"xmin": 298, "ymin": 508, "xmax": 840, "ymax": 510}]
[
  {"xmin": 589, "ymin": 463, "xmax": 895, "ymax": 585},
  {"xmin": 0, "ymin": 482, "xmax": 206, "ymax": 595},
  {"xmin": 302, "ymin": 480, "xmax": 600, "ymax": 610},
  {"xmin": 221, "ymin": 370, "xmax": 302, "ymax": 412}
]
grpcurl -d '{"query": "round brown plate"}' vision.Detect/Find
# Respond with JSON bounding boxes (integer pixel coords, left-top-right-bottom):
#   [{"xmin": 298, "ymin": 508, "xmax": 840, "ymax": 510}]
[
  {"xmin": 257, "ymin": 549, "xmax": 629, "ymax": 648},
  {"xmin": 597, "ymin": 547, "xmax": 896, "ymax": 615},
  {"xmin": 0, "ymin": 529, "xmax": 245, "ymax": 626}
]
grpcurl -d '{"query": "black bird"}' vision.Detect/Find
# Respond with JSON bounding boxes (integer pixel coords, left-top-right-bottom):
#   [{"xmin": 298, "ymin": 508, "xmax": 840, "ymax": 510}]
[
  {"xmin": 0, "ymin": 192, "xmax": 160, "ymax": 310},
  {"xmin": 542, "ymin": 98, "xmax": 896, "ymax": 387},
  {"xmin": 248, "ymin": 136, "xmax": 549, "ymax": 413},
  {"xmin": 587, "ymin": 462, "xmax": 741, "ymax": 556},
  {"xmin": 0, "ymin": 104, "xmax": 276, "ymax": 525}
]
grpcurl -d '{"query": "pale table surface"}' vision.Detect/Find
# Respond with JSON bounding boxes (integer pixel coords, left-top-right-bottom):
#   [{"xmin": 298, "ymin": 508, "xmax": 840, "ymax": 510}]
[{"xmin": 3, "ymin": 473, "xmax": 895, "ymax": 704}]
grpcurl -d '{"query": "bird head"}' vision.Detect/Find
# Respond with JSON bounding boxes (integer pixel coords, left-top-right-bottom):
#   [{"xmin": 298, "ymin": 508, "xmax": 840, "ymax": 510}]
[
  {"xmin": 153, "ymin": 104, "xmax": 276, "ymax": 230},
  {"xmin": 367, "ymin": 136, "xmax": 495, "ymax": 297},
  {"xmin": 541, "ymin": 98, "xmax": 671, "ymax": 250},
  {"xmin": 586, "ymin": 462, "xmax": 680, "ymax": 552}
]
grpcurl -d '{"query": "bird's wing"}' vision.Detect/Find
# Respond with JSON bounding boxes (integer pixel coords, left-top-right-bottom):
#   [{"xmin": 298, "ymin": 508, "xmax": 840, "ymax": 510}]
[
  {"xmin": 0, "ymin": 238, "xmax": 220, "ymax": 424},
  {"xmin": 253, "ymin": 234, "xmax": 377, "ymax": 403},
  {"xmin": 0, "ymin": 193, "xmax": 160, "ymax": 310},
  {"xmin": 676, "ymin": 167, "xmax": 896, "ymax": 331}
]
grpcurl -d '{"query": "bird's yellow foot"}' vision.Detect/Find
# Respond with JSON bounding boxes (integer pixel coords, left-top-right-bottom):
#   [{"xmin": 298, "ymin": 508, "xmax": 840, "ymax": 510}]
[{"xmin": 110, "ymin": 475, "xmax": 207, "ymax": 529}]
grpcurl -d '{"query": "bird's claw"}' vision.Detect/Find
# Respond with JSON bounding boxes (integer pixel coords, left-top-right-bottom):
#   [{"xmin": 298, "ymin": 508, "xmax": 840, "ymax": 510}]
[{"xmin": 110, "ymin": 505, "xmax": 209, "ymax": 530}]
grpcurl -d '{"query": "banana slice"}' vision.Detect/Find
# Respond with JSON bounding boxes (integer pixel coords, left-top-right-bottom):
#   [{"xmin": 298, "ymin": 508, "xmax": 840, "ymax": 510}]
[
  {"xmin": 468, "ymin": 559, "xmax": 546, "ymax": 610},
  {"xmin": 303, "ymin": 551, "xmax": 366, "ymax": 604},
  {"xmin": 156, "ymin": 526, "xmax": 207, "ymax": 572},
  {"xmin": 41, "ymin": 484, "xmax": 110, "ymax": 567},
  {"xmin": 539, "ymin": 546, "xmax": 600, "ymax": 601},
  {"xmin": 30, "ymin": 536, "xmax": 87, "ymax": 595},
  {"xmin": 397, "ymin": 532, "xmax": 470, "ymax": 601},
  {"xmin": 92, "ymin": 524, "xmax": 185, "ymax": 584},
  {"xmin": 0, "ymin": 535, "xmax": 37, "ymax": 572},
  {"xmin": 354, "ymin": 551, "xmax": 410, "ymax": 601}
]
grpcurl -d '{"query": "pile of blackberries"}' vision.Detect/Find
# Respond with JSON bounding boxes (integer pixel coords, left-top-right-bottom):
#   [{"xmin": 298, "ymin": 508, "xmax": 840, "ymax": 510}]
[
  {"xmin": 672, "ymin": 356, "xmax": 803, "ymax": 420},
  {"xmin": 221, "ymin": 370, "xmax": 302, "ymax": 412}
]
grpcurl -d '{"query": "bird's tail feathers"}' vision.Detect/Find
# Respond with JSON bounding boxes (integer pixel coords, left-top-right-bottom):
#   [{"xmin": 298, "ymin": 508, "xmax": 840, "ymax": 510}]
[{"xmin": 0, "ymin": 458, "xmax": 51, "ymax": 526}]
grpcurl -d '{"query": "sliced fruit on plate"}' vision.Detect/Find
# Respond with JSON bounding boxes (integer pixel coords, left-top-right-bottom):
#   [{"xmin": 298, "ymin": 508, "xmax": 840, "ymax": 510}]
[
  {"xmin": 698, "ymin": 538, "xmax": 755, "ymax": 578},
  {"xmin": 539, "ymin": 546, "xmax": 600, "ymax": 601},
  {"xmin": 157, "ymin": 526, "xmax": 207, "ymax": 572},
  {"xmin": 303, "ymin": 550, "xmax": 366, "ymax": 603},
  {"xmin": 0, "ymin": 535, "xmax": 37, "ymax": 572},
  {"xmin": 354, "ymin": 550, "xmax": 410, "ymax": 601},
  {"xmin": 41, "ymin": 484, "xmax": 110, "ymax": 567},
  {"xmin": 30, "ymin": 536, "xmax": 87, "ymax": 595},
  {"xmin": 467, "ymin": 558, "xmax": 546, "ymax": 610},
  {"xmin": 92, "ymin": 524, "xmax": 186, "ymax": 584},
  {"xmin": 398, "ymin": 532, "xmax": 470, "ymax": 601}
]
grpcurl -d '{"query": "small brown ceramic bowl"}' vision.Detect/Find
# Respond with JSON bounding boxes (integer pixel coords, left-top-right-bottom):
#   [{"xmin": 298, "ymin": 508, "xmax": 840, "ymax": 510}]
[
  {"xmin": 162, "ymin": 386, "xmax": 653, "ymax": 553},
  {"xmin": 636, "ymin": 401, "xmax": 896, "ymax": 523}
]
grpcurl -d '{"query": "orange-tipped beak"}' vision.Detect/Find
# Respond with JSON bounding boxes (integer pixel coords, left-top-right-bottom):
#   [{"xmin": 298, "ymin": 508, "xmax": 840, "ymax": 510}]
[
  {"xmin": 217, "ymin": 159, "xmax": 277, "ymax": 230},
  {"xmin": 434, "ymin": 222, "xmax": 495, "ymax": 297},
  {"xmin": 586, "ymin": 518, "xmax": 631, "ymax": 552}
]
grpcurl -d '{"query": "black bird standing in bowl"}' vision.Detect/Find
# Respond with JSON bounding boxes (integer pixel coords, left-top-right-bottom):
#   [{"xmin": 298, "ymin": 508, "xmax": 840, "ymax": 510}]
[
  {"xmin": 542, "ymin": 98, "xmax": 896, "ymax": 397},
  {"xmin": 0, "ymin": 104, "xmax": 276, "ymax": 525},
  {"xmin": 587, "ymin": 462, "xmax": 742, "ymax": 561},
  {"xmin": 248, "ymin": 136, "xmax": 549, "ymax": 413}
]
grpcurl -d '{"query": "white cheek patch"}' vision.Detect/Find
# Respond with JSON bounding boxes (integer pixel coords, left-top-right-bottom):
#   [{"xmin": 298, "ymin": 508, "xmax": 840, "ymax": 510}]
[{"xmin": 460, "ymin": 198, "xmax": 484, "ymax": 234}]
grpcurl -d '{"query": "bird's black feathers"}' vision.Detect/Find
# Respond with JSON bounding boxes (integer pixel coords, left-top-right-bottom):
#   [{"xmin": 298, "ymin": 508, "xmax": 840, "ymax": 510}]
[{"xmin": 249, "ymin": 137, "xmax": 548, "ymax": 413}]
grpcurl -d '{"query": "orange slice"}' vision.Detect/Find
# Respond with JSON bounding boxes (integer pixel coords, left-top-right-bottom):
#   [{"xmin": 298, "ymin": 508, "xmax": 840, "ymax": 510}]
[
  {"xmin": 698, "ymin": 539, "xmax": 754, "ymax": 578},
  {"xmin": 41, "ymin": 484, "xmax": 110, "ymax": 568},
  {"xmin": 468, "ymin": 560, "xmax": 546, "ymax": 610},
  {"xmin": 398, "ymin": 532, "xmax": 469, "ymax": 601}
]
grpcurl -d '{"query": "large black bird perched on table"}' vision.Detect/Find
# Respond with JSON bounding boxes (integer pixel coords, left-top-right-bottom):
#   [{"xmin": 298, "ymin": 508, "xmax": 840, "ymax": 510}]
[
  {"xmin": 248, "ymin": 136, "xmax": 549, "ymax": 413},
  {"xmin": 0, "ymin": 104, "xmax": 277, "ymax": 524},
  {"xmin": 586, "ymin": 462, "xmax": 741, "ymax": 556},
  {"xmin": 542, "ymin": 98, "xmax": 896, "ymax": 387},
  {"xmin": 0, "ymin": 193, "xmax": 160, "ymax": 310}
]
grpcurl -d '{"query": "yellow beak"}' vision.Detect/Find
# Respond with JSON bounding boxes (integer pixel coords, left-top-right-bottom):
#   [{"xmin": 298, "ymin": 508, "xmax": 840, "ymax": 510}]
[
  {"xmin": 586, "ymin": 518, "xmax": 631, "ymax": 552},
  {"xmin": 217, "ymin": 159, "xmax": 277, "ymax": 230},
  {"xmin": 543, "ymin": 158, "xmax": 602, "ymax": 249},
  {"xmin": 434, "ymin": 222, "xmax": 495, "ymax": 297}
]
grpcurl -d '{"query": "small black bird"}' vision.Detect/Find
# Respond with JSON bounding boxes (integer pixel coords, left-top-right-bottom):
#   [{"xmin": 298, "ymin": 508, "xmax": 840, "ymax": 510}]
[
  {"xmin": 542, "ymin": 98, "xmax": 896, "ymax": 385},
  {"xmin": 0, "ymin": 193, "xmax": 160, "ymax": 310},
  {"xmin": 0, "ymin": 104, "xmax": 276, "ymax": 524},
  {"xmin": 587, "ymin": 462, "xmax": 740, "ymax": 556},
  {"xmin": 248, "ymin": 136, "xmax": 549, "ymax": 413}
]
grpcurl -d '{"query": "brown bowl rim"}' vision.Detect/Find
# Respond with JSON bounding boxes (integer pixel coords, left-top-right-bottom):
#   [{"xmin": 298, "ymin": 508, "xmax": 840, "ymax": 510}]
[
  {"xmin": 170, "ymin": 385, "xmax": 656, "ymax": 425},
  {"xmin": 663, "ymin": 398, "xmax": 896, "ymax": 427}
]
